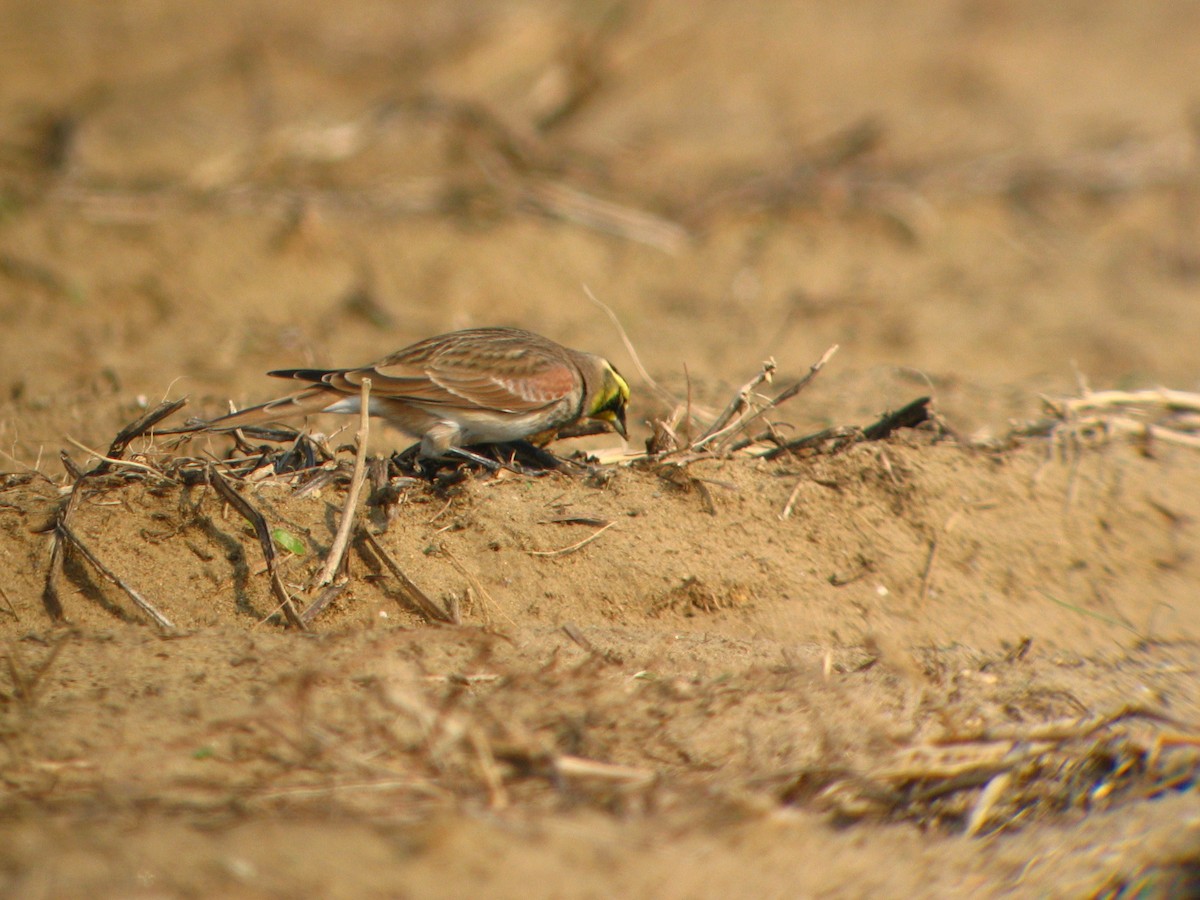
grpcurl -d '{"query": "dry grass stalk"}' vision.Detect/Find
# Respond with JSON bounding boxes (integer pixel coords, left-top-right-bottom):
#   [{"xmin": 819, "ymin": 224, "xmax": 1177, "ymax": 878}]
[
  {"xmin": 872, "ymin": 740, "xmax": 1047, "ymax": 783},
  {"xmin": 938, "ymin": 705, "xmax": 1174, "ymax": 745},
  {"xmin": 554, "ymin": 754, "xmax": 655, "ymax": 788},
  {"xmin": 1058, "ymin": 388, "xmax": 1200, "ymax": 416},
  {"xmin": 525, "ymin": 179, "xmax": 688, "ymax": 253},
  {"xmin": 439, "ymin": 546, "xmax": 511, "ymax": 627},
  {"xmin": 963, "ymin": 771, "xmax": 1013, "ymax": 838},
  {"xmin": 290, "ymin": 463, "xmax": 343, "ymax": 499},
  {"xmin": 583, "ymin": 284, "xmax": 679, "ymax": 409},
  {"xmin": 251, "ymin": 778, "xmax": 443, "ymax": 803},
  {"xmin": 529, "ymin": 521, "xmax": 615, "ymax": 557},
  {"xmin": 1017, "ymin": 387, "xmax": 1200, "ymax": 451},
  {"xmin": 469, "ymin": 727, "xmax": 509, "ymax": 809},
  {"xmin": 813, "ymin": 705, "xmax": 1196, "ymax": 836},
  {"xmin": 63, "ymin": 437, "xmax": 176, "ymax": 481},
  {"xmin": 314, "ymin": 378, "xmax": 372, "ymax": 588},
  {"xmin": 780, "ymin": 478, "xmax": 807, "ymax": 520}
]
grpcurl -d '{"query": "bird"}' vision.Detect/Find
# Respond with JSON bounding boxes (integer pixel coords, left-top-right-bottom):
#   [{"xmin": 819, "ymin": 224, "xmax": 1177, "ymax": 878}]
[{"xmin": 177, "ymin": 327, "xmax": 630, "ymax": 462}]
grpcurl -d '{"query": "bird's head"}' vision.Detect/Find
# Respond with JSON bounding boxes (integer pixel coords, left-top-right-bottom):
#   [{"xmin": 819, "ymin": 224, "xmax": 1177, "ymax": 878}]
[{"xmin": 585, "ymin": 360, "xmax": 630, "ymax": 439}]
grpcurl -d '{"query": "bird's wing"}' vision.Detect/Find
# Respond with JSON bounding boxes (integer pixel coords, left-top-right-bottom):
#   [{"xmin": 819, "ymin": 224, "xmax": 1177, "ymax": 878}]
[{"xmin": 328, "ymin": 354, "xmax": 578, "ymax": 414}]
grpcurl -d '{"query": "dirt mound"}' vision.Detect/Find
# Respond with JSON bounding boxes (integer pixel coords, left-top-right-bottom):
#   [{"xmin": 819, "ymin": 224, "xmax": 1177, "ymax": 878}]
[{"xmin": 3, "ymin": 1, "xmax": 1200, "ymax": 896}]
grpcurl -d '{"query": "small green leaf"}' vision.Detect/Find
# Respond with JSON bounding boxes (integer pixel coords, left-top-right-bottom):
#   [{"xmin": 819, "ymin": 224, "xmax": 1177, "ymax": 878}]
[
  {"xmin": 192, "ymin": 746, "xmax": 215, "ymax": 760},
  {"xmin": 272, "ymin": 528, "xmax": 305, "ymax": 555}
]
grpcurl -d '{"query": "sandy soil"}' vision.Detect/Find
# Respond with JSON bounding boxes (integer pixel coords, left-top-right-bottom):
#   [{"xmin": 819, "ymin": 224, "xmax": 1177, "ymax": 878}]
[{"xmin": 2, "ymin": 1, "xmax": 1200, "ymax": 897}]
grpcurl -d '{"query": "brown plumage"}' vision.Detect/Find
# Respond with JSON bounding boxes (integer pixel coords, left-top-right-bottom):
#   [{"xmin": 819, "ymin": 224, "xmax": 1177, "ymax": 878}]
[{"xmin": 188, "ymin": 327, "xmax": 630, "ymax": 458}]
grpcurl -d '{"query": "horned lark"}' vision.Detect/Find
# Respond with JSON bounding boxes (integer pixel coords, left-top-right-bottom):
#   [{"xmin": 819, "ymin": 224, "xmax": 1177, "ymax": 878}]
[{"xmin": 187, "ymin": 327, "xmax": 630, "ymax": 460}]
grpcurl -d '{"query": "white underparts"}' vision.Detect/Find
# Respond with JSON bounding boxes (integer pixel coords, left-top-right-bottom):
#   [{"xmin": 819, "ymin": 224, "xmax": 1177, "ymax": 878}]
[
  {"xmin": 322, "ymin": 396, "xmax": 368, "ymax": 415},
  {"xmin": 420, "ymin": 421, "xmax": 463, "ymax": 458}
]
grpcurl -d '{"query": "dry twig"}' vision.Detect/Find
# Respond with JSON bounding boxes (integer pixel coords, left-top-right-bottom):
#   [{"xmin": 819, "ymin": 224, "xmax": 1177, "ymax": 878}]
[
  {"xmin": 760, "ymin": 396, "xmax": 930, "ymax": 460},
  {"xmin": 207, "ymin": 466, "xmax": 305, "ymax": 629},
  {"xmin": 98, "ymin": 398, "xmax": 187, "ymax": 473},
  {"xmin": 40, "ymin": 404, "xmax": 184, "ymax": 624},
  {"xmin": 359, "ymin": 530, "xmax": 456, "ymax": 625},
  {"xmin": 299, "ymin": 582, "xmax": 348, "ymax": 626},
  {"xmin": 693, "ymin": 358, "xmax": 777, "ymax": 450},
  {"xmin": 698, "ymin": 344, "xmax": 840, "ymax": 455},
  {"xmin": 57, "ymin": 523, "xmax": 175, "ymax": 630},
  {"xmin": 313, "ymin": 378, "xmax": 372, "ymax": 588}
]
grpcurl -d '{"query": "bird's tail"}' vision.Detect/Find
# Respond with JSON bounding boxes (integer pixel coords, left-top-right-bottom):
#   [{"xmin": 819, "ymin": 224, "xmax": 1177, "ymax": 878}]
[{"xmin": 154, "ymin": 386, "xmax": 337, "ymax": 435}]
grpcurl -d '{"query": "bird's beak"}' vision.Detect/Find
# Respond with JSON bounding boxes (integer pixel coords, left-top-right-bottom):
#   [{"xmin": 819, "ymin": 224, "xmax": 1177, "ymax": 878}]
[{"xmin": 596, "ymin": 408, "xmax": 628, "ymax": 439}]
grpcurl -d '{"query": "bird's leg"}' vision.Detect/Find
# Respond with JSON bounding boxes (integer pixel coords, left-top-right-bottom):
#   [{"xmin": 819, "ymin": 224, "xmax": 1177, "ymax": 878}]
[
  {"xmin": 390, "ymin": 441, "xmax": 503, "ymax": 478},
  {"xmin": 420, "ymin": 422, "xmax": 462, "ymax": 459},
  {"xmin": 419, "ymin": 421, "xmax": 498, "ymax": 471},
  {"xmin": 446, "ymin": 446, "xmax": 502, "ymax": 470},
  {"xmin": 422, "ymin": 421, "xmax": 524, "ymax": 473},
  {"xmin": 389, "ymin": 442, "xmax": 449, "ymax": 480}
]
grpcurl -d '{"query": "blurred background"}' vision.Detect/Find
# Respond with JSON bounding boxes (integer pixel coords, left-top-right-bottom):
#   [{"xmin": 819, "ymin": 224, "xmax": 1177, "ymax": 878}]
[{"xmin": 1, "ymin": 0, "xmax": 1198, "ymax": 456}]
